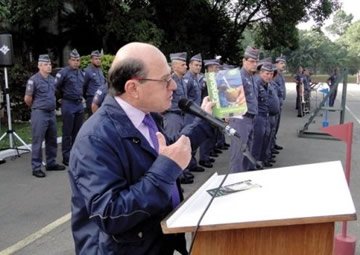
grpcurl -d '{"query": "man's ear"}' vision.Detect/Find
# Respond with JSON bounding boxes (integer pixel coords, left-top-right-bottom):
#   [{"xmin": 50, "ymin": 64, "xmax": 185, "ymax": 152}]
[{"xmin": 124, "ymin": 80, "xmax": 140, "ymax": 98}]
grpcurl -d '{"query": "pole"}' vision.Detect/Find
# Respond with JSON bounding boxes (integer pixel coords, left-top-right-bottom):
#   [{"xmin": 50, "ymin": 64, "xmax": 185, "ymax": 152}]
[
  {"xmin": 4, "ymin": 67, "xmax": 14, "ymax": 147},
  {"xmin": 0, "ymin": 67, "xmax": 31, "ymax": 152},
  {"xmin": 333, "ymin": 122, "xmax": 356, "ymax": 255},
  {"xmin": 340, "ymin": 68, "xmax": 347, "ymax": 124},
  {"xmin": 341, "ymin": 122, "xmax": 353, "ymax": 237}
]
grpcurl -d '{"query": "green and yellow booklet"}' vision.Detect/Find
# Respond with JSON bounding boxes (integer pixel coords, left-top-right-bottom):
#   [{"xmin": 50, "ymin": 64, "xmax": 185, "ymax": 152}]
[{"xmin": 206, "ymin": 68, "xmax": 247, "ymax": 118}]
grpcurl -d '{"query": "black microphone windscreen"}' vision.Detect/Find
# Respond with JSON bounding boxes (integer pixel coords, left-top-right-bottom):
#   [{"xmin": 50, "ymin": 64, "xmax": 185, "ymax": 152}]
[{"xmin": 178, "ymin": 98, "xmax": 192, "ymax": 111}]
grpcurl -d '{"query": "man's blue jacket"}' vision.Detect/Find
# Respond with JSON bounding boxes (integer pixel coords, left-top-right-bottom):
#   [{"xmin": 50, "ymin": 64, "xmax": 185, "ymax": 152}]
[{"xmin": 68, "ymin": 95, "xmax": 213, "ymax": 255}]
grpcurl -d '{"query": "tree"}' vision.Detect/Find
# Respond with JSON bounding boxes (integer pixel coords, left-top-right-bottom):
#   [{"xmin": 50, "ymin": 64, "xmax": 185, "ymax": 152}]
[
  {"xmin": 336, "ymin": 21, "xmax": 360, "ymax": 73},
  {"xmin": 1, "ymin": 0, "xmax": 341, "ymax": 65},
  {"xmin": 209, "ymin": 0, "xmax": 340, "ymax": 61},
  {"xmin": 325, "ymin": 10, "xmax": 353, "ymax": 37},
  {"xmin": 0, "ymin": 0, "xmax": 10, "ymax": 29},
  {"xmin": 285, "ymin": 29, "xmax": 346, "ymax": 74}
]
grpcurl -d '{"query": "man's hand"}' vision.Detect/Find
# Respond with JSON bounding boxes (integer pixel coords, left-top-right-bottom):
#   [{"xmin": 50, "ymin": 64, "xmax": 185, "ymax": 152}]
[
  {"xmin": 157, "ymin": 132, "xmax": 191, "ymax": 170},
  {"xmin": 201, "ymin": 96, "xmax": 215, "ymax": 114},
  {"xmin": 236, "ymin": 86, "xmax": 246, "ymax": 105}
]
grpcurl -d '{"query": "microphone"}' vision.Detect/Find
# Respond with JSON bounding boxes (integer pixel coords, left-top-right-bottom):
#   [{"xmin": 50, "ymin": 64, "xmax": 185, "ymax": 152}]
[
  {"xmin": 178, "ymin": 98, "xmax": 238, "ymax": 137},
  {"xmin": 178, "ymin": 98, "xmax": 262, "ymax": 169}
]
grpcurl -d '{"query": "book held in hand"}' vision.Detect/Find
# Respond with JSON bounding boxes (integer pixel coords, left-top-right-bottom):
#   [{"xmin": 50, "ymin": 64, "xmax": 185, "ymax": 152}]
[{"xmin": 206, "ymin": 68, "xmax": 247, "ymax": 118}]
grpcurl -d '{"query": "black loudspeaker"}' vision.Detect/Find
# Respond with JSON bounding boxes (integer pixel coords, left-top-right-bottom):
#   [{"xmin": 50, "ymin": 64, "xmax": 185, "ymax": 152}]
[{"xmin": 0, "ymin": 34, "xmax": 14, "ymax": 67}]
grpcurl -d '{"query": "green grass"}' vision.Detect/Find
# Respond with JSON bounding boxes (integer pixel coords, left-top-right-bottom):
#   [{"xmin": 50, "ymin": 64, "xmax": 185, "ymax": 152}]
[
  {"xmin": 0, "ymin": 117, "xmax": 63, "ymax": 150},
  {"xmin": 284, "ymin": 74, "xmax": 358, "ymax": 83}
]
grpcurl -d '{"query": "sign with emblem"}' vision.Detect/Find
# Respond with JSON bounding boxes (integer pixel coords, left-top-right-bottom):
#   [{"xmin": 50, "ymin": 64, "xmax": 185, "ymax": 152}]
[{"xmin": 0, "ymin": 34, "xmax": 14, "ymax": 67}]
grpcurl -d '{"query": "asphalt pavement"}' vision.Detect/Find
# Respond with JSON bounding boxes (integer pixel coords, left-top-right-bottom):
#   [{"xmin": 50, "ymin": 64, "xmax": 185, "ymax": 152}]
[{"xmin": 0, "ymin": 82, "xmax": 359, "ymax": 255}]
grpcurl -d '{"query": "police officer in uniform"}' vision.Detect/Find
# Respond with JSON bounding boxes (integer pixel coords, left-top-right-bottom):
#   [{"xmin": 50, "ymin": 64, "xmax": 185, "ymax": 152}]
[
  {"xmin": 183, "ymin": 53, "xmax": 205, "ymax": 173},
  {"xmin": 163, "ymin": 52, "xmax": 194, "ymax": 184},
  {"xmin": 252, "ymin": 60, "xmax": 273, "ymax": 166},
  {"xmin": 327, "ymin": 68, "xmax": 339, "ymax": 107},
  {"xmin": 83, "ymin": 50, "xmax": 106, "ymax": 117},
  {"xmin": 24, "ymin": 54, "xmax": 65, "ymax": 178},
  {"xmin": 266, "ymin": 64, "xmax": 281, "ymax": 165},
  {"xmin": 198, "ymin": 59, "xmax": 221, "ymax": 168},
  {"xmin": 55, "ymin": 49, "xmax": 85, "ymax": 166},
  {"xmin": 91, "ymin": 82, "xmax": 108, "ymax": 113},
  {"xmin": 183, "ymin": 53, "xmax": 202, "ymax": 107},
  {"xmin": 229, "ymin": 46, "xmax": 259, "ymax": 172},
  {"xmin": 163, "ymin": 52, "xmax": 188, "ymax": 141},
  {"xmin": 272, "ymin": 55, "xmax": 286, "ymax": 151},
  {"xmin": 294, "ymin": 66, "xmax": 304, "ymax": 114}
]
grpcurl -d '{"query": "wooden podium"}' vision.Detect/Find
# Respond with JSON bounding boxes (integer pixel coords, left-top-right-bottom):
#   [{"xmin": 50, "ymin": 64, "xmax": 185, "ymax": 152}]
[{"xmin": 161, "ymin": 161, "xmax": 356, "ymax": 255}]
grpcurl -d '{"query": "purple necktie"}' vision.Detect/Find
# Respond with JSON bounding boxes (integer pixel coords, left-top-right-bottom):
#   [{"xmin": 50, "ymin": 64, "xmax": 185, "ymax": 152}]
[{"xmin": 142, "ymin": 114, "xmax": 180, "ymax": 207}]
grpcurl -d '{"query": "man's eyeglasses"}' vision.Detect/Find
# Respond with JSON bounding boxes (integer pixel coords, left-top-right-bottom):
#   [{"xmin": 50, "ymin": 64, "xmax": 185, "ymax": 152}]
[
  {"xmin": 135, "ymin": 76, "xmax": 173, "ymax": 88},
  {"xmin": 246, "ymin": 59, "xmax": 258, "ymax": 64}
]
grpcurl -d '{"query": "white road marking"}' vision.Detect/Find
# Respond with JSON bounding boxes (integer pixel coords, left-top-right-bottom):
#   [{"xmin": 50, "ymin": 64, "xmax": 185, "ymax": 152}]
[
  {"xmin": 0, "ymin": 213, "xmax": 71, "ymax": 255},
  {"xmin": 346, "ymin": 105, "xmax": 360, "ymax": 125}
]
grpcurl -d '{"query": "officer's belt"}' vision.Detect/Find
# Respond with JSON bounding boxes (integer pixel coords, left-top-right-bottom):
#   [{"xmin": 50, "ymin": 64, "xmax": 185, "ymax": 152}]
[
  {"xmin": 244, "ymin": 112, "xmax": 255, "ymax": 119},
  {"xmin": 32, "ymin": 108, "xmax": 55, "ymax": 113},
  {"xmin": 257, "ymin": 112, "xmax": 269, "ymax": 117},
  {"xmin": 63, "ymin": 98, "xmax": 82, "ymax": 103}
]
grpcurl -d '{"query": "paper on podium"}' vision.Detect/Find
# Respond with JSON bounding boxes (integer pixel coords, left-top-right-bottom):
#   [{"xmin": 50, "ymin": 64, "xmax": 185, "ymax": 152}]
[{"xmin": 164, "ymin": 161, "xmax": 356, "ymax": 232}]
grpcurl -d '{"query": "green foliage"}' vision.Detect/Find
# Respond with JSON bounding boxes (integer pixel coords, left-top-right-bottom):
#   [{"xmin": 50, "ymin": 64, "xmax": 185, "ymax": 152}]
[
  {"xmin": 3, "ymin": 0, "xmax": 340, "ymax": 66},
  {"xmin": 0, "ymin": 116, "xmax": 63, "ymax": 149},
  {"xmin": 325, "ymin": 10, "xmax": 353, "ymax": 37},
  {"xmin": 0, "ymin": 0, "xmax": 9, "ymax": 24},
  {"xmin": 0, "ymin": 63, "xmax": 36, "ymax": 122},
  {"xmin": 336, "ymin": 21, "xmax": 360, "ymax": 74},
  {"xmin": 283, "ymin": 74, "xmax": 357, "ymax": 84},
  {"xmin": 80, "ymin": 54, "xmax": 114, "ymax": 78}
]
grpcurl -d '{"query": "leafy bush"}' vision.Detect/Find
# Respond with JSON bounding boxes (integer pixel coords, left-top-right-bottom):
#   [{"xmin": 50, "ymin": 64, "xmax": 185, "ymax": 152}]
[
  {"xmin": 80, "ymin": 54, "xmax": 114, "ymax": 78},
  {"xmin": 0, "ymin": 62, "xmax": 36, "ymax": 123},
  {"xmin": 284, "ymin": 74, "xmax": 357, "ymax": 84}
]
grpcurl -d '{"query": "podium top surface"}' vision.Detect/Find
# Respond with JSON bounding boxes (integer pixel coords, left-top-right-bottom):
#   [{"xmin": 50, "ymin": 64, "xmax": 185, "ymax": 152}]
[{"xmin": 162, "ymin": 161, "xmax": 357, "ymax": 233}]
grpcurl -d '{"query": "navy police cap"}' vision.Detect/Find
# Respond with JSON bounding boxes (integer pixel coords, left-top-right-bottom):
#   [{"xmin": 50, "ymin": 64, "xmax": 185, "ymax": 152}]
[
  {"xmin": 190, "ymin": 53, "xmax": 202, "ymax": 62},
  {"xmin": 244, "ymin": 46, "xmax": 260, "ymax": 60},
  {"xmin": 170, "ymin": 52, "xmax": 187, "ymax": 62},
  {"xmin": 70, "ymin": 49, "xmax": 80, "ymax": 59},
  {"xmin": 38, "ymin": 54, "xmax": 50, "ymax": 63}
]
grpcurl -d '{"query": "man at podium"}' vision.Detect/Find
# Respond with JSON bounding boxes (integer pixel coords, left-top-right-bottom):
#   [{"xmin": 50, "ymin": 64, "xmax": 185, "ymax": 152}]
[{"xmin": 68, "ymin": 42, "xmax": 217, "ymax": 255}]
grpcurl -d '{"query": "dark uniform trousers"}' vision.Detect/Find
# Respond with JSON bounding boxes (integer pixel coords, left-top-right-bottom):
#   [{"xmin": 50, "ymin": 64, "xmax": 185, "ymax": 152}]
[
  {"xmin": 61, "ymin": 99, "xmax": 84, "ymax": 162},
  {"xmin": 229, "ymin": 114, "xmax": 255, "ymax": 172},
  {"xmin": 31, "ymin": 109, "xmax": 57, "ymax": 170}
]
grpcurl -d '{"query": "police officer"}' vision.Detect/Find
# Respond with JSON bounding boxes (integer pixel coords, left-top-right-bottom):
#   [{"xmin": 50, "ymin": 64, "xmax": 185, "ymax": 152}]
[
  {"xmin": 252, "ymin": 60, "xmax": 273, "ymax": 165},
  {"xmin": 272, "ymin": 55, "xmax": 287, "ymax": 151},
  {"xmin": 198, "ymin": 59, "xmax": 221, "ymax": 168},
  {"xmin": 163, "ymin": 52, "xmax": 194, "ymax": 183},
  {"xmin": 183, "ymin": 53, "xmax": 202, "ymax": 107},
  {"xmin": 55, "ymin": 49, "xmax": 85, "ymax": 166},
  {"xmin": 229, "ymin": 46, "xmax": 259, "ymax": 172},
  {"xmin": 264, "ymin": 64, "xmax": 281, "ymax": 166},
  {"xmin": 293, "ymin": 66, "xmax": 304, "ymax": 115},
  {"xmin": 91, "ymin": 82, "xmax": 108, "ymax": 113},
  {"xmin": 24, "ymin": 54, "xmax": 65, "ymax": 178},
  {"xmin": 163, "ymin": 52, "xmax": 188, "ymax": 140},
  {"xmin": 183, "ymin": 53, "xmax": 206, "ymax": 173},
  {"xmin": 83, "ymin": 50, "xmax": 106, "ymax": 117},
  {"xmin": 327, "ymin": 68, "xmax": 339, "ymax": 107},
  {"xmin": 302, "ymin": 68, "xmax": 312, "ymax": 114}
]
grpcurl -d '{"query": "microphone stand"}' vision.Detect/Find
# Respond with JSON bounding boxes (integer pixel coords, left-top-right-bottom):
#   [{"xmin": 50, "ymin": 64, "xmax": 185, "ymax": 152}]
[
  {"xmin": 188, "ymin": 119, "xmax": 262, "ymax": 254},
  {"xmin": 224, "ymin": 125, "xmax": 263, "ymax": 170},
  {"xmin": 0, "ymin": 67, "xmax": 32, "ymax": 158}
]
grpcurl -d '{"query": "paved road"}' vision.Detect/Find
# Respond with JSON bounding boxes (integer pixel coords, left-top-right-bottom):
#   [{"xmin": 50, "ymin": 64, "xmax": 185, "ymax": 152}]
[{"xmin": 0, "ymin": 83, "xmax": 359, "ymax": 255}]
